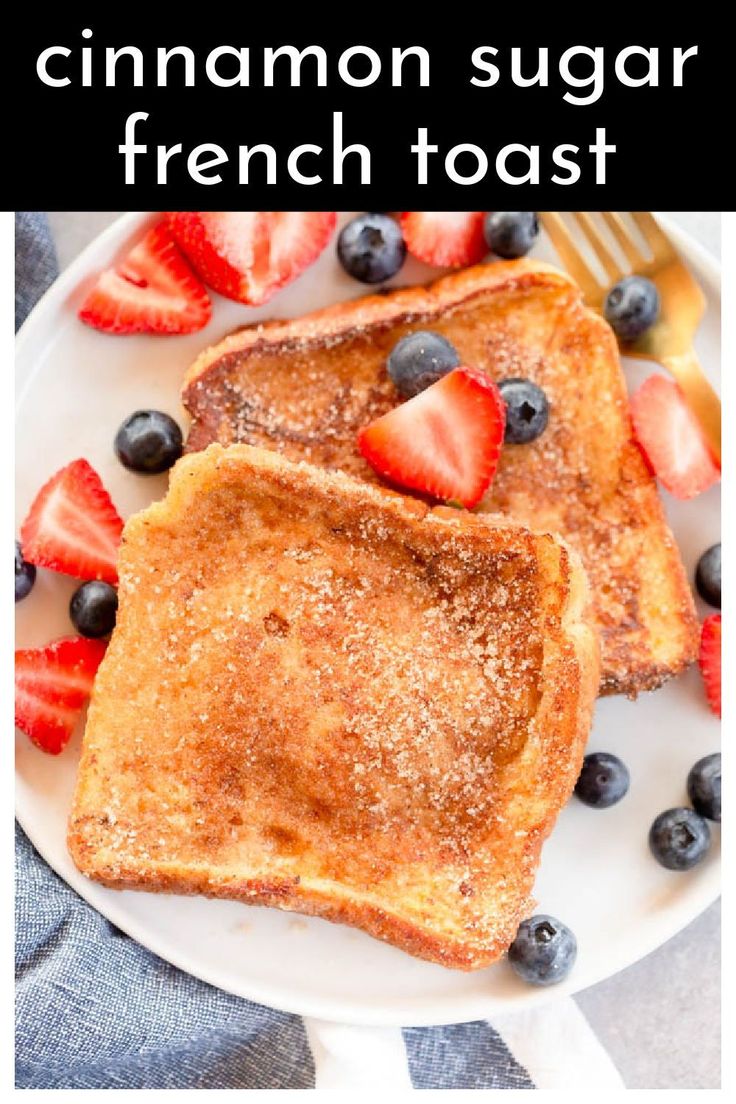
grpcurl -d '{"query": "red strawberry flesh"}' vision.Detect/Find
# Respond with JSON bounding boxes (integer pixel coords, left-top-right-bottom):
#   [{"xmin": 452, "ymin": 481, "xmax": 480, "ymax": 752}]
[
  {"xmin": 400, "ymin": 212, "xmax": 487, "ymax": 268},
  {"xmin": 20, "ymin": 459, "xmax": 123, "ymax": 584},
  {"xmin": 78, "ymin": 222, "xmax": 212, "ymax": 335},
  {"xmin": 15, "ymin": 637, "xmax": 107, "ymax": 754},
  {"xmin": 630, "ymin": 375, "xmax": 720, "ymax": 499},
  {"xmin": 358, "ymin": 366, "xmax": 506, "ymax": 508},
  {"xmin": 166, "ymin": 212, "xmax": 337, "ymax": 306},
  {"xmin": 698, "ymin": 614, "xmax": 721, "ymax": 718}
]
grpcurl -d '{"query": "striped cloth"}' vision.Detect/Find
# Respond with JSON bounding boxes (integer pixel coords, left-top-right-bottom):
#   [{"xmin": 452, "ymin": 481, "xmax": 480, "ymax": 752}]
[{"xmin": 15, "ymin": 212, "xmax": 624, "ymax": 1091}]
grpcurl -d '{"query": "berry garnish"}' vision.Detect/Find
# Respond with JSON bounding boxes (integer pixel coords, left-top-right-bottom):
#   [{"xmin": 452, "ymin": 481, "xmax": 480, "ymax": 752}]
[
  {"xmin": 508, "ymin": 915, "xmax": 577, "ymax": 986},
  {"xmin": 649, "ymin": 807, "xmax": 711, "ymax": 871},
  {"xmin": 699, "ymin": 614, "xmax": 721, "ymax": 717},
  {"xmin": 630, "ymin": 375, "xmax": 720, "ymax": 499},
  {"xmin": 400, "ymin": 212, "xmax": 487, "ymax": 268},
  {"xmin": 574, "ymin": 752, "xmax": 630, "ymax": 809},
  {"xmin": 484, "ymin": 212, "xmax": 539, "ymax": 259},
  {"xmin": 15, "ymin": 636, "xmax": 107, "ymax": 754},
  {"xmin": 337, "ymin": 213, "xmax": 406, "ymax": 284},
  {"xmin": 15, "ymin": 541, "xmax": 36, "ymax": 602},
  {"xmin": 687, "ymin": 753, "xmax": 721, "ymax": 823},
  {"xmin": 604, "ymin": 275, "xmax": 660, "ymax": 342},
  {"xmin": 695, "ymin": 543, "xmax": 721, "ymax": 609},
  {"xmin": 387, "ymin": 331, "xmax": 460, "ymax": 398},
  {"xmin": 70, "ymin": 581, "xmax": 118, "ymax": 639},
  {"xmin": 79, "ymin": 223, "xmax": 212, "ymax": 335},
  {"xmin": 20, "ymin": 459, "xmax": 123, "ymax": 585},
  {"xmin": 114, "ymin": 410, "xmax": 183, "ymax": 474},
  {"xmin": 497, "ymin": 378, "xmax": 550, "ymax": 444},
  {"xmin": 358, "ymin": 366, "xmax": 506, "ymax": 509},
  {"xmin": 167, "ymin": 211, "xmax": 336, "ymax": 306}
]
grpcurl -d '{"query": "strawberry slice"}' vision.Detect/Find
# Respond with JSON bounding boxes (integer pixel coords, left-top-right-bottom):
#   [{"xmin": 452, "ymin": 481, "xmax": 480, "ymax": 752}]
[
  {"xmin": 630, "ymin": 375, "xmax": 720, "ymax": 499},
  {"xmin": 20, "ymin": 459, "xmax": 123, "ymax": 584},
  {"xmin": 699, "ymin": 614, "xmax": 721, "ymax": 718},
  {"xmin": 400, "ymin": 212, "xmax": 487, "ymax": 268},
  {"xmin": 79, "ymin": 222, "xmax": 212, "ymax": 334},
  {"xmin": 358, "ymin": 366, "xmax": 505, "ymax": 509},
  {"xmin": 15, "ymin": 636, "xmax": 107, "ymax": 754},
  {"xmin": 165, "ymin": 212, "xmax": 337, "ymax": 307}
]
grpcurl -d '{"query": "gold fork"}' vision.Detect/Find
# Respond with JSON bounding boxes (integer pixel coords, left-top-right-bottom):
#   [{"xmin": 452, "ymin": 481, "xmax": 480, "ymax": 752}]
[{"xmin": 540, "ymin": 212, "xmax": 721, "ymax": 464}]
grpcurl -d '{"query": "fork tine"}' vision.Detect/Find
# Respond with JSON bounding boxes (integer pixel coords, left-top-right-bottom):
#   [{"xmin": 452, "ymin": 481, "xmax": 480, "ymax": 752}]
[
  {"xmin": 631, "ymin": 212, "xmax": 675, "ymax": 261},
  {"xmin": 600, "ymin": 213, "xmax": 644, "ymax": 268},
  {"xmin": 539, "ymin": 213, "xmax": 601, "ymax": 295},
  {"xmin": 572, "ymin": 213, "xmax": 621, "ymax": 281}
]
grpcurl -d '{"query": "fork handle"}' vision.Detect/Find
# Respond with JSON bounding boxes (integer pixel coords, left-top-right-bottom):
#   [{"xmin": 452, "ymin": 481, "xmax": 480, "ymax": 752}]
[{"xmin": 660, "ymin": 349, "xmax": 721, "ymax": 465}]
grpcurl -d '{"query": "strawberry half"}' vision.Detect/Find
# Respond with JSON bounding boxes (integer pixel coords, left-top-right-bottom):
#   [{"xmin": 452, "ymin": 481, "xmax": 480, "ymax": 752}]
[
  {"xmin": 400, "ymin": 212, "xmax": 487, "ymax": 268},
  {"xmin": 15, "ymin": 636, "xmax": 107, "ymax": 754},
  {"xmin": 20, "ymin": 459, "xmax": 123, "ymax": 584},
  {"xmin": 630, "ymin": 375, "xmax": 720, "ymax": 499},
  {"xmin": 165, "ymin": 212, "xmax": 337, "ymax": 307},
  {"xmin": 358, "ymin": 366, "xmax": 505, "ymax": 509},
  {"xmin": 699, "ymin": 614, "xmax": 721, "ymax": 718},
  {"xmin": 79, "ymin": 222, "xmax": 212, "ymax": 335}
]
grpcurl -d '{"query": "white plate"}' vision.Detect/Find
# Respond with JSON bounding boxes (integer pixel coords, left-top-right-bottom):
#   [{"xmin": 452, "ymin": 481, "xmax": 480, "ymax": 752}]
[{"xmin": 15, "ymin": 213, "xmax": 721, "ymax": 1026}]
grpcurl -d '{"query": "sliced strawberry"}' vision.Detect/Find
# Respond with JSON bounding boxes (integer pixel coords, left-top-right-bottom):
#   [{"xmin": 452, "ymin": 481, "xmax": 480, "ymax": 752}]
[
  {"xmin": 699, "ymin": 614, "xmax": 721, "ymax": 718},
  {"xmin": 358, "ymin": 366, "xmax": 505, "ymax": 509},
  {"xmin": 20, "ymin": 459, "xmax": 123, "ymax": 584},
  {"xmin": 400, "ymin": 212, "xmax": 487, "ymax": 268},
  {"xmin": 79, "ymin": 222, "xmax": 212, "ymax": 334},
  {"xmin": 165, "ymin": 212, "xmax": 337, "ymax": 307},
  {"xmin": 15, "ymin": 636, "xmax": 107, "ymax": 754},
  {"xmin": 630, "ymin": 375, "xmax": 720, "ymax": 500}
]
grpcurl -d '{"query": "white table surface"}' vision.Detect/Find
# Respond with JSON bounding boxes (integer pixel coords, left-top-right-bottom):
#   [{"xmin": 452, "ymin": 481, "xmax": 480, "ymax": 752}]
[{"xmin": 43, "ymin": 210, "xmax": 722, "ymax": 1090}]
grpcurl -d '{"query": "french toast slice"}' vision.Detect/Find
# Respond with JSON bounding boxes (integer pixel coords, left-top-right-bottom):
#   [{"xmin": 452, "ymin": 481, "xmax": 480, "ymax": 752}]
[
  {"xmin": 182, "ymin": 259, "xmax": 698, "ymax": 696},
  {"xmin": 68, "ymin": 443, "xmax": 599, "ymax": 970}
]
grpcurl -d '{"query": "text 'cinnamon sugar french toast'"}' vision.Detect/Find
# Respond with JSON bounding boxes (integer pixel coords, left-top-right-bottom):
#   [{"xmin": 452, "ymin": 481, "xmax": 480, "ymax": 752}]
[
  {"xmin": 68, "ymin": 443, "xmax": 599, "ymax": 970},
  {"xmin": 182, "ymin": 259, "xmax": 698, "ymax": 696}
]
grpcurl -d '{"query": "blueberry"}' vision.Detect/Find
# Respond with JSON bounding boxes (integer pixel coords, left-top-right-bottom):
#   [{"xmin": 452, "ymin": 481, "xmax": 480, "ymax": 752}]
[
  {"xmin": 649, "ymin": 807, "xmax": 711, "ymax": 871},
  {"xmin": 387, "ymin": 331, "xmax": 460, "ymax": 398},
  {"xmin": 695, "ymin": 544, "xmax": 721, "ymax": 609},
  {"xmin": 508, "ymin": 914, "xmax": 577, "ymax": 986},
  {"xmin": 484, "ymin": 212, "xmax": 539, "ymax": 259},
  {"xmin": 604, "ymin": 276, "xmax": 660, "ymax": 342},
  {"xmin": 337, "ymin": 214, "xmax": 406, "ymax": 284},
  {"xmin": 575, "ymin": 752, "xmax": 630, "ymax": 809},
  {"xmin": 70, "ymin": 580, "xmax": 118, "ymax": 638},
  {"xmin": 114, "ymin": 411, "xmax": 183, "ymax": 474},
  {"xmin": 15, "ymin": 541, "xmax": 36, "ymax": 602},
  {"xmin": 497, "ymin": 378, "xmax": 549, "ymax": 444},
  {"xmin": 687, "ymin": 753, "xmax": 721, "ymax": 823}
]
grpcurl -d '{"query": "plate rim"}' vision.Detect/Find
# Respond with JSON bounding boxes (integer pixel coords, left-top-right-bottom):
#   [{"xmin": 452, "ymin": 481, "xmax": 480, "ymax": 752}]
[{"xmin": 15, "ymin": 212, "xmax": 721, "ymax": 1026}]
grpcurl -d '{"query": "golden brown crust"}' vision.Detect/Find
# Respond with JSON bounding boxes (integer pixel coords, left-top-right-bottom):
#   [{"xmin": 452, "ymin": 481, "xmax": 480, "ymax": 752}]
[
  {"xmin": 182, "ymin": 260, "xmax": 698, "ymax": 696},
  {"xmin": 68, "ymin": 444, "xmax": 599, "ymax": 970}
]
